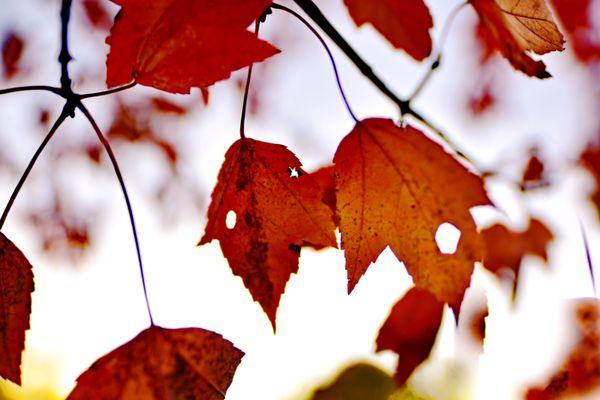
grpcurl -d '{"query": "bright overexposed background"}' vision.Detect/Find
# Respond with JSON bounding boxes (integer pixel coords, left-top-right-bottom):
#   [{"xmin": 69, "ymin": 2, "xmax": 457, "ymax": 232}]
[{"xmin": 0, "ymin": 0, "xmax": 599, "ymax": 399}]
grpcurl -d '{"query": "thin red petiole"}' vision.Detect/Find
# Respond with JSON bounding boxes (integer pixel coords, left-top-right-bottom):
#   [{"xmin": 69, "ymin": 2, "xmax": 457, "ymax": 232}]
[{"xmin": 77, "ymin": 101, "xmax": 155, "ymax": 326}]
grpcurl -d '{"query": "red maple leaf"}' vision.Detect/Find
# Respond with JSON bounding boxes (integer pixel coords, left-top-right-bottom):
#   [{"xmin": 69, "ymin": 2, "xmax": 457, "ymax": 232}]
[
  {"xmin": 343, "ymin": 0, "xmax": 433, "ymax": 61},
  {"xmin": 67, "ymin": 326, "xmax": 244, "ymax": 399},
  {"xmin": 200, "ymin": 138, "xmax": 337, "ymax": 329},
  {"xmin": 376, "ymin": 287, "xmax": 444, "ymax": 385},
  {"xmin": 105, "ymin": 0, "xmax": 279, "ymax": 93}
]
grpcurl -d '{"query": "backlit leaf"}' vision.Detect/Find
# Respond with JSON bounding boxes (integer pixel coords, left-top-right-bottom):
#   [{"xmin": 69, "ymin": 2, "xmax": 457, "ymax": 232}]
[
  {"xmin": 333, "ymin": 118, "xmax": 490, "ymax": 312},
  {"xmin": 200, "ymin": 138, "xmax": 337, "ymax": 330},
  {"xmin": 0, "ymin": 233, "xmax": 34, "ymax": 385},
  {"xmin": 106, "ymin": 0, "xmax": 279, "ymax": 93},
  {"xmin": 68, "ymin": 326, "xmax": 243, "ymax": 400},
  {"xmin": 469, "ymin": 0, "xmax": 565, "ymax": 78}
]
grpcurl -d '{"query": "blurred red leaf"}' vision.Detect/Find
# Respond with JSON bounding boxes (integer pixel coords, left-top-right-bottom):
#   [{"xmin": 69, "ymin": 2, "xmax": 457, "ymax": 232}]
[
  {"xmin": 481, "ymin": 218, "xmax": 553, "ymax": 296},
  {"xmin": 469, "ymin": 0, "xmax": 564, "ymax": 78},
  {"xmin": 151, "ymin": 97, "xmax": 187, "ymax": 115},
  {"xmin": 0, "ymin": 233, "xmax": 34, "ymax": 385},
  {"xmin": 469, "ymin": 83, "xmax": 496, "ymax": 115},
  {"xmin": 2, "ymin": 32, "xmax": 24, "ymax": 80},
  {"xmin": 525, "ymin": 299, "xmax": 600, "ymax": 399},
  {"xmin": 333, "ymin": 118, "xmax": 490, "ymax": 313},
  {"xmin": 67, "ymin": 325, "xmax": 244, "ymax": 399},
  {"xmin": 343, "ymin": 0, "xmax": 433, "ymax": 61},
  {"xmin": 549, "ymin": 0, "xmax": 600, "ymax": 62},
  {"xmin": 376, "ymin": 287, "xmax": 444, "ymax": 385},
  {"xmin": 521, "ymin": 151, "xmax": 548, "ymax": 190},
  {"xmin": 105, "ymin": 0, "xmax": 279, "ymax": 93},
  {"xmin": 580, "ymin": 143, "xmax": 600, "ymax": 219},
  {"xmin": 200, "ymin": 138, "xmax": 337, "ymax": 329},
  {"xmin": 83, "ymin": 0, "xmax": 112, "ymax": 30}
]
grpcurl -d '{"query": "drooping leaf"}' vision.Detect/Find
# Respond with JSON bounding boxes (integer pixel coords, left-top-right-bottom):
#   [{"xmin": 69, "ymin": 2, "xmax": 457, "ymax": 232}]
[
  {"xmin": 200, "ymin": 138, "xmax": 337, "ymax": 329},
  {"xmin": 549, "ymin": 0, "xmax": 600, "ymax": 62},
  {"xmin": 2, "ymin": 32, "xmax": 24, "ymax": 80},
  {"xmin": 525, "ymin": 299, "xmax": 600, "ymax": 399},
  {"xmin": 343, "ymin": 0, "xmax": 433, "ymax": 61},
  {"xmin": 376, "ymin": 287, "xmax": 444, "ymax": 385},
  {"xmin": 0, "ymin": 233, "xmax": 34, "ymax": 385},
  {"xmin": 580, "ymin": 143, "xmax": 600, "ymax": 220},
  {"xmin": 67, "ymin": 326, "xmax": 243, "ymax": 400},
  {"xmin": 469, "ymin": 0, "xmax": 565, "ymax": 78},
  {"xmin": 309, "ymin": 362, "xmax": 396, "ymax": 400},
  {"xmin": 106, "ymin": 0, "xmax": 279, "ymax": 93},
  {"xmin": 481, "ymin": 218, "xmax": 553, "ymax": 296},
  {"xmin": 333, "ymin": 118, "xmax": 490, "ymax": 312}
]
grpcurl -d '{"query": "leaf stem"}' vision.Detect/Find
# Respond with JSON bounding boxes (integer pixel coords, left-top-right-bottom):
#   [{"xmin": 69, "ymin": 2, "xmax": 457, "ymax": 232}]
[
  {"xmin": 80, "ymin": 81, "xmax": 137, "ymax": 99},
  {"xmin": 272, "ymin": 3, "xmax": 358, "ymax": 123},
  {"xmin": 239, "ymin": 21, "xmax": 261, "ymax": 139},
  {"xmin": 0, "ymin": 106, "xmax": 70, "ymax": 230},
  {"xmin": 77, "ymin": 101, "xmax": 155, "ymax": 326},
  {"xmin": 291, "ymin": 0, "xmax": 409, "ymax": 115},
  {"xmin": 579, "ymin": 219, "xmax": 597, "ymax": 296}
]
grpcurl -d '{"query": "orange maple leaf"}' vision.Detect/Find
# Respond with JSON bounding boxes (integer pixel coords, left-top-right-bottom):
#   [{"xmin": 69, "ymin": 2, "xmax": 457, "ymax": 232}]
[
  {"xmin": 106, "ymin": 0, "xmax": 279, "ymax": 93},
  {"xmin": 67, "ymin": 326, "xmax": 243, "ymax": 399},
  {"xmin": 333, "ymin": 118, "xmax": 490, "ymax": 312},
  {"xmin": 343, "ymin": 0, "xmax": 433, "ymax": 61},
  {"xmin": 200, "ymin": 138, "xmax": 337, "ymax": 330},
  {"xmin": 469, "ymin": 0, "xmax": 564, "ymax": 78},
  {"xmin": 0, "ymin": 233, "xmax": 34, "ymax": 385},
  {"xmin": 376, "ymin": 287, "xmax": 444, "ymax": 385}
]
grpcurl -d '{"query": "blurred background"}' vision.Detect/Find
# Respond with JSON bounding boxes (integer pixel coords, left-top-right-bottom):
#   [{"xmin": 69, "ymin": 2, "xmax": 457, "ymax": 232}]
[{"xmin": 0, "ymin": 0, "xmax": 599, "ymax": 398}]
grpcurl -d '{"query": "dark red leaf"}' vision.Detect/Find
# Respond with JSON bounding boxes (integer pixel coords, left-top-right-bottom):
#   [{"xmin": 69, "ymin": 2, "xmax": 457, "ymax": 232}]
[{"xmin": 0, "ymin": 233, "xmax": 34, "ymax": 385}]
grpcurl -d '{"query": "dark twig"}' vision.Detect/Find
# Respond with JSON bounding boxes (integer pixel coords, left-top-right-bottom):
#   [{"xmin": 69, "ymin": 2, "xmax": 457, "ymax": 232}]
[
  {"xmin": 272, "ymin": 3, "xmax": 358, "ymax": 122},
  {"xmin": 240, "ymin": 21, "xmax": 262, "ymax": 139},
  {"xmin": 0, "ymin": 85, "xmax": 62, "ymax": 97},
  {"xmin": 77, "ymin": 101, "xmax": 155, "ymax": 326},
  {"xmin": 0, "ymin": 106, "xmax": 70, "ymax": 230},
  {"xmin": 59, "ymin": 0, "xmax": 74, "ymax": 91}
]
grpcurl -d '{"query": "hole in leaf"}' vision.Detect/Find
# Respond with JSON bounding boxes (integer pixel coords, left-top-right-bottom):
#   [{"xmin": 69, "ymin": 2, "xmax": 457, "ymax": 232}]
[
  {"xmin": 288, "ymin": 167, "xmax": 300, "ymax": 178},
  {"xmin": 226, "ymin": 210, "xmax": 237, "ymax": 230},
  {"xmin": 435, "ymin": 222, "xmax": 461, "ymax": 254}
]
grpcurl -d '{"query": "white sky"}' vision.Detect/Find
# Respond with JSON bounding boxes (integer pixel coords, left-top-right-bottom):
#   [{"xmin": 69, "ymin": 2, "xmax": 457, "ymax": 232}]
[{"xmin": 1, "ymin": 0, "xmax": 599, "ymax": 399}]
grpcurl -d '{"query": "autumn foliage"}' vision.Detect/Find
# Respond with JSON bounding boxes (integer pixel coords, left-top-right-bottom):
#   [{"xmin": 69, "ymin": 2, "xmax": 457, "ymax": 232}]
[{"xmin": 1, "ymin": 0, "xmax": 599, "ymax": 398}]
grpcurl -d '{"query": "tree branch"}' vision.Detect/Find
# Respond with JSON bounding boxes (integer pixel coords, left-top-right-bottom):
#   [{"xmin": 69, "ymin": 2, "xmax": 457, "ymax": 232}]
[
  {"xmin": 59, "ymin": 0, "xmax": 74, "ymax": 92},
  {"xmin": 290, "ymin": 0, "xmax": 478, "ymax": 166},
  {"xmin": 0, "ymin": 85, "xmax": 62, "ymax": 97}
]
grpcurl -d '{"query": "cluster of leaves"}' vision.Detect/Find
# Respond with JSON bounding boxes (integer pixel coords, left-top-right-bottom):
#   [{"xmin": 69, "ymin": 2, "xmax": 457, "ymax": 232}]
[{"xmin": 1, "ymin": 0, "xmax": 599, "ymax": 398}]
